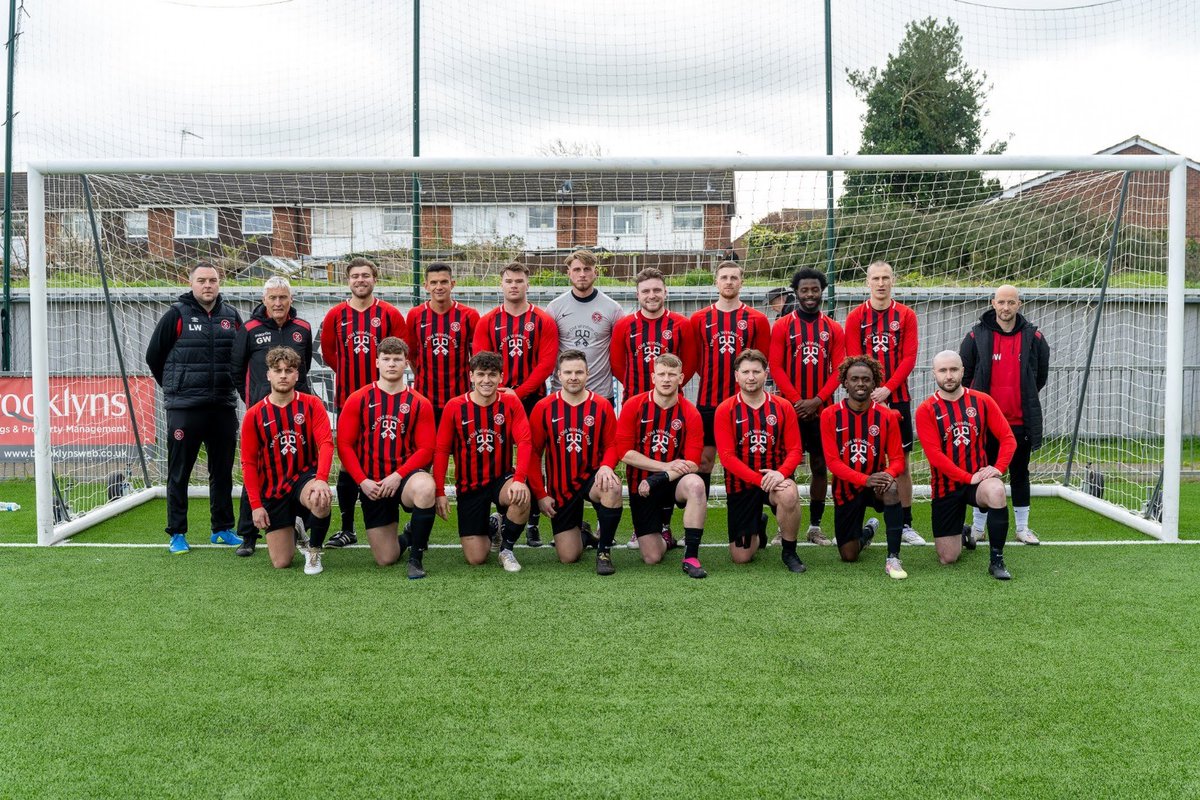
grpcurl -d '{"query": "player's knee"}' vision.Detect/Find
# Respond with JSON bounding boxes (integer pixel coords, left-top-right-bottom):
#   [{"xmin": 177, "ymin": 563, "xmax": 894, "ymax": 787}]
[
  {"xmin": 776, "ymin": 482, "xmax": 799, "ymax": 510},
  {"xmin": 730, "ymin": 546, "xmax": 754, "ymax": 564},
  {"xmin": 465, "ymin": 551, "xmax": 488, "ymax": 566},
  {"xmin": 679, "ymin": 475, "xmax": 705, "ymax": 503},
  {"xmin": 641, "ymin": 549, "xmax": 664, "ymax": 565},
  {"xmin": 939, "ymin": 551, "xmax": 960, "ymax": 565},
  {"xmin": 839, "ymin": 544, "xmax": 859, "ymax": 563},
  {"xmin": 271, "ymin": 554, "xmax": 293, "ymax": 569},
  {"xmin": 411, "ymin": 475, "xmax": 436, "ymax": 505}
]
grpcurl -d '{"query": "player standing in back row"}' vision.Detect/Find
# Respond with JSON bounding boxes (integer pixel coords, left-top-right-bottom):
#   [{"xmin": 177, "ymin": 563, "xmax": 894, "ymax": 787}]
[
  {"xmin": 320, "ymin": 257, "xmax": 411, "ymax": 550},
  {"xmin": 844, "ymin": 260, "xmax": 923, "ymax": 545},
  {"xmin": 408, "ymin": 262, "xmax": 479, "ymax": 430},
  {"xmin": 689, "ymin": 261, "xmax": 771, "ymax": 498}
]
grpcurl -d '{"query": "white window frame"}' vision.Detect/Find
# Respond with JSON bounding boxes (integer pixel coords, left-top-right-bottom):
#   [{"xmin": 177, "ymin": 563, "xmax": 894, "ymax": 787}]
[
  {"xmin": 527, "ymin": 205, "xmax": 556, "ymax": 231},
  {"xmin": 174, "ymin": 208, "xmax": 218, "ymax": 239},
  {"xmin": 312, "ymin": 208, "xmax": 352, "ymax": 237},
  {"xmin": 242, "ymin": 208, "xmax": 273, "ymax": 235},
  {"xmin": 382, "ymin": 206, "xmax": 413, "ymax": 234},
  {"xmin": 124, "ymin": 211, "xmax": 149, "ymax": 239},
  {"xmin": 453, "ymin": 206, "xmax": 499, "ymax": 240},
  {"xmin": 64, "ymin": 211, "xmax": 91, "ymax": 241},
  {"xmin": 600, "ymin": 205, "xmax": 644, "ymax": 235},
  {"xmin": 673, "ymin": 204, "xmax": 704, "ymax": 231}
]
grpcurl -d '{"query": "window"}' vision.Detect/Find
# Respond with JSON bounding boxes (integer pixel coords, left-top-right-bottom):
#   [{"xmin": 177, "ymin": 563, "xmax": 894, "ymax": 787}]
[
  {"xmin": 312, "ymin": 208, "xmax": 352, "ymax": 237},
  {"xmin": 673, "ymin": 205, "xmax": 704, "ymax": 231},
  {"xmin": 528, "ymin": 205, "xmax": 556, "ymax": 231},
  {"xmin": 64, "ymin": 212, "xmax": 91, "ymax": 240},
  {"xmin": 600, "ymin": 205, "xmax": 643, "ymax": 235},
  {"xmin": 125, "ymin": 211, "xmax": 149, "ymax": 239},
  {"xmin": 382, "ymin": 206, "xmax": 412, "ymax": 234},
  {"xmin": 453, "ymin": 207, "xmax": 498, "ymax": 240},
  {"xmin": 174, "ymin": 208, "xmax": 218, "ymax": 239},
  {"xmin": 242, "ymin": 208, "xmax": 273, "ymax": 235}
]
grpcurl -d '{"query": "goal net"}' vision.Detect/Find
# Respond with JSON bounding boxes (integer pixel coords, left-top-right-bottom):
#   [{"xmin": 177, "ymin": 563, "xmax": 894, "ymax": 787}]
[{"xmin": 24, "ymin": 155, "xmax": 1187, "ymax": 544}]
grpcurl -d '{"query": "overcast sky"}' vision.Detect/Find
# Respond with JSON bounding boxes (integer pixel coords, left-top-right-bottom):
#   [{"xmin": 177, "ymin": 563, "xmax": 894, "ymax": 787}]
[{"xmin": 3, "ymin": 0, "xmax": 1195, "ymax": 230}]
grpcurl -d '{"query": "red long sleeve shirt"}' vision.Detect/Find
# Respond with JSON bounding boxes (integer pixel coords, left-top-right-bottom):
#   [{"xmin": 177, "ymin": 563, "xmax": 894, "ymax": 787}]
[
  {"xmin": 240, "ymin": 392, "xmax": 333, "ymax": 509},
  {"xmin": 769, "ymin": 310, "xmax": 845, "ymax": 405},
  {"xmin": 713, "ymin": 391, "xmax": 803, "ymax": 493},
  {"xmin": 319, "ymin": 299, "xmax": 410, "ymax": 410},
  {"xmin": 408, "ymin": 301, "xmax": 479, "ymax": 411},
  {"xmin": 433, "ymin": 390, "xmax": 532, "ymax": 496},
  {"xmin": 527, "ymin": 391, "xmax": 619, "ymax": 505},
  {"xmin": 820, "ymin": 400, "xmax": 906, "ymax": 504},
  {"xmin": 610, "ymin": 310, "xmax": 698, "ymax": 396},
  {"xmin": 689, "ymin": 303, "xmax": 771, "ymax": 407},
  {"xmin": 915, "ymin": 388, "xmax": 1016, "ymax": 498},
  {"xmin": 472, "ymin": 304, "xmax": 559, "ymax": 400},
  {"xmin": 844, "ymin": 300, "xmax": 919, "ymax": 403},
  {"xmin": 336, "ymin": 383, "xmax": 435, "ymax": 484},
  {"xmin": 614, "ymin": 392, "xmax": 703, "ymax": 488}
]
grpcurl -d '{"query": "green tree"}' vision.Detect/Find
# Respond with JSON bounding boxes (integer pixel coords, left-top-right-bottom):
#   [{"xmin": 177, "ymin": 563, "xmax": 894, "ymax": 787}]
[{"xmin": 842, "ymin": 17, "xmax": 1006, "ymax": 212}]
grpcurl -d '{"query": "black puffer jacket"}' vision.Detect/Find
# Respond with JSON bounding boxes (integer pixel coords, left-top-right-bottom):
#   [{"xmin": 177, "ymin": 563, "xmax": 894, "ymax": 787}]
[
  {"xmin": 145, "ymin": 291, "xmax": 243, "ymax": 410},
  {"xmin": 959, "ymin": 308, "xmax": 1051, "ymax": 449}
]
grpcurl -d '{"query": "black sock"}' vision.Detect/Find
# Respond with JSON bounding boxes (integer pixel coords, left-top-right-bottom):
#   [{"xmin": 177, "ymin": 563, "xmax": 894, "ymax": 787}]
[
  {"xmin": 336, "ymin": 471, "xmax": 358, "ymax": 532},
  {"xmin": 809, "ymin": 496, "xmax": 825, "ymax": 527},
  {"xmin": 660, "ymin": 506, "xmax": 673, "ymax": 528},
  {"xmin": 595, "ymin": 505, "xmax": 621, "ymax": 554},
  {"xmin": 699, "ymin": 472, "xmax": 711, "ymax": 498},
  {"xmin": 902, "ymin": 505, "xmax": 913, "ymax": 527},
  {"xmin": 683, "ymin": 527, "xmax": 702, "ymax": 559},
  {"xmin": 409, "ymin": 507, "xmax": 435, "ymax": 558},
  {"xmin": 883, "ymin": 502, "xmax": 904, "ymax": 558},
  {"xmin": 502, "ymin": 517, "xmax": 523, "ymax": 551},
  {"xmin": 782, "ymin": 538, "xmax": 797, "ymax": 556},
  {"xmin": 397, "ymin": 532, "xmax": 410, "ymax": 552},
  {"xmin": 986, "ymin": 505, "xmax": 1009, "ymax": 555},
  {"xmin": 308, "ymin": 514, "xmax": 330, "ymax": 549}
]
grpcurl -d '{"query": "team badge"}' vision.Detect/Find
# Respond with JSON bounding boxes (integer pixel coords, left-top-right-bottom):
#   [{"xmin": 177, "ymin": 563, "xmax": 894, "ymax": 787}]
[
  {"xmin": 748, "ymin": 431, "xmax": 768, "ymax": 454},
  {"xmin": 371, "ymin": 317, "xmax": 381, "ymax": 328},
  {"xmin": 869, "ymin": 424, "xmax": 880, "ymax": 437},
  {"xmin": 494, "ymin": 413, "xmax": 505, "ymax": 425},
  {"xmin": 766, "ymin": 414, "xmax": 777, "ymax": 426},
  {"xmin": 450, "ymin": 321, "xmax": 461, "ymax": 332},
  {"xmin": 524, "ymin": 321, "xmax": 536, "ymax": 332},
  {"xmin": 591, "ymin": 312, "xmax": 603, "ymax": 323},
  {"xmin": 671, "ymin": 418, "xmax": 683, "ymax": 431},
  {"xmin": 662, "ymin": 329, "xmax": 672, "ymax": 340},
  {"xmin": 293, "ymin": 413, "xmax": 305, "ymax": 425},
  {"xmin": 292, "ymin": 331, "xmax": 303, "ymax": 343},
  {"xmin": 399, "ymin": 403, "xmax": 411, "ymax": 415},
  {"xmin": 583, "ymin": 415, "xmax": 595, "ymax": 427},
  {"xmin": 819, "ymin": 330, "xmax": 830, "ymax": 341},
  {"xmin": 889, "ymin": 320, "xmax": 900, "ymax": 331},
  {"xmin": 736, "ymin": 319, "xmax": 748, "ymax": 330},
  {"xmin": 965, "ymin": 407, "xmax": 977, "ymax": 418},
  {"xmin": 173, "ymin": 429, "xmax": 184, "ymax": 441},
  {"xmin": 220, "ymin": 319, "xmax": 232, "ymax": 330}
]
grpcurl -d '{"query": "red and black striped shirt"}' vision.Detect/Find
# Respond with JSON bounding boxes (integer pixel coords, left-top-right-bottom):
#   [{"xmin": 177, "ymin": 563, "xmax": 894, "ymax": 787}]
[
  {"xmin": 820, "ymin": 400, "xmax": 905, "ymax": 505},
  {"xmin": 689, "ymin": 303, "xmax": 771, "ymax": 408},
  {"xmin": 240, "ymin": 392, "xmax": 333, "ymax": 507},
  {"xmin": 472, "ymin": 305, "xmax": 559, "ymax": 401},
  {"xmin": 915, "ymin": 389, "xmax": 1016, "ymax": 499},
  {"xmin": 527, "ymin": 391, "xmax": 619, "ymax": 506},
  {"xmin": 336, "ymin": 383, "xmax": 435, "ymax": 484},
  {"xmin": 844, "ymin": 300, "xmax": 919, "ymax": 403},
  {"xmin": 609, "ymin": 310, "xmax": 697, "ymax": 397},
  {"xmin": 320, "ymin": 299, "xmax": 410, "ymax": 410},
  {"xmin": 768, "ymin": 310, "xmax": 846, "ymax": 405},
  {"xmin": 614, "ymin": 392, "xmax": 704, "ymax": 489},
  {"xmin": 433, "ymin": 390, "xmax": 533, "ymax": 495},
  {"xmin": 714, "ymin": 391, "xmax": 803, "ymax": 494},
  {"xmin": 408, "ymin": 301, "xmax": 479, "ymax": 411}
]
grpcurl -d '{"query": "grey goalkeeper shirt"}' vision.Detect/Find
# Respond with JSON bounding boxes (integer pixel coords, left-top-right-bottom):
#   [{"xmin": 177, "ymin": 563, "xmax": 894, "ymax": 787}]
[{"xmin": 547, "ymin": 288, "xmax": 624, "ymax": 397}]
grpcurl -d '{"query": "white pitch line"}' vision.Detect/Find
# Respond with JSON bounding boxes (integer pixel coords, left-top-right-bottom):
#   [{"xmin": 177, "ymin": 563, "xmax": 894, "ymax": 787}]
[{"xmin": 0, "ymin": 539, "xmax": 1197, "ymax": 549}]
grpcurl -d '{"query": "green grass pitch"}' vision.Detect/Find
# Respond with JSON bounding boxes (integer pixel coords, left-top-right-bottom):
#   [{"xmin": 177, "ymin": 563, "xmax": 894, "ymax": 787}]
[{"xmin": 2, "ymin": 480, "xmax": 1200, "ymax": 797}]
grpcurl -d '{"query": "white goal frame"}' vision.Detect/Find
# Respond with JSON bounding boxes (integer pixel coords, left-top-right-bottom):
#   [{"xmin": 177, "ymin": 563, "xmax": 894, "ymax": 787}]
[{"xmin": 25, "ymin": 154, "xmax": 1188, "ymax": 544}]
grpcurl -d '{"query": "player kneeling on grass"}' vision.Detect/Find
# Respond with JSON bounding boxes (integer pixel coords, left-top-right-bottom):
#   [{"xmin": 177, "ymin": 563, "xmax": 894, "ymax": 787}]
[
  {"xmin": 528, "ymin": 350, "xmax": 623, "ymax": 575},
  {"xmin": 915, "ymin": 351, "xmax": 1017, "ymax": 581},
  {"xmin": 615, "ymin": 354, "xmax": 709, "ymax": 579},
  {"xmin": 433, "ymin": 351, "xmax": 533, "ymax": 573},
  {"xmin": 714, "ymin": 349, "xmax": 806, "ymax": 573},
  {"xmin": 240, "ymin": 346, "xmax": 334, "ymax": 575},
  {"xmin": 820, "ymin": 356, "xmax": 908, "ymax": 579},
  {"xmin": 336, "ymin": 337, "xmax": 437, "ymax": 580}
]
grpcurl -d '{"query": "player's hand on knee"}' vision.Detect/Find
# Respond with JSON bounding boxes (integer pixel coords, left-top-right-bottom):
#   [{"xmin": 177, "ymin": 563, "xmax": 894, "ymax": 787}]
[
  {"xmin": 435, "ymin": 496, "xmax": 450, "ymax": 520},
  {"xmin": 538, "ymin": 496, "xmax": 556, "ymax": 518},
  {"xmin": 508, "ymin": 481, "xmax": 530, "ymax": 508},
  {"xmin": 252, "ymin": 507, "xmax": 270, "ymax": 531},
  {"xmin": 360, "ymin": 478, "xmax": 381, "ymax": 501}
]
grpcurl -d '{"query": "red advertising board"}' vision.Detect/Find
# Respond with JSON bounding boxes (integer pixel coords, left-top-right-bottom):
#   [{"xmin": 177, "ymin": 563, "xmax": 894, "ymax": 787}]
[{"xmin": 0, "ymin": 376, "xmax": 158, "ymax": 460}]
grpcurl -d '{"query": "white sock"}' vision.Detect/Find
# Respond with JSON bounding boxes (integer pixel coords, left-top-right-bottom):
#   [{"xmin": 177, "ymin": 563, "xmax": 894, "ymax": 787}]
[
  {"xmin": 1015, "ymin": 506, "xmax": 1030, "ymax": 531},
  {"xmin": 972, "ymin": 507, "xmax": 987, "ymax": 532}
]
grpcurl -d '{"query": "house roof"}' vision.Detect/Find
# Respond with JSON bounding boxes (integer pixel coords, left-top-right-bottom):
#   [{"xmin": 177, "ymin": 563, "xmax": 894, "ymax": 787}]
[
  {"xmin": 27, "ymin": 170, "xmax": 734, "ymax": 211},
  {"xmin": 997, "ymin": 136, "xmax": 1199, "ymax": 200}
]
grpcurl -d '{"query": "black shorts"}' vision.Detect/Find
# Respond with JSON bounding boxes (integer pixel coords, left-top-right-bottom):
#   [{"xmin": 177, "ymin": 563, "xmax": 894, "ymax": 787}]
[
  {"xmin": 798, "ymin": 417, "xmax": 826, "ymax": 471},
  {"xmin": 726, "ymin": 487, "xmax": 773, "ymax": 543},
  {"xmin": 358, "ymin": 472, "xmax": 421, "ymax": 529},
  {"xmin": 930, "ymin": 484, "xmax": 984, "ymax": 539},
  {"xmin": 258, "ymin": 469, "xmax": 316, "ymax": 533},
  {"xmin": 629, "ymin": 477, "xmax": 686, "ymax": 536},
  {"xmin": 833, "ymin": 487, "xmax": 887, "ymax": 546},
  {"xmin": 698, "ymin": 405, "xmax": 717, "ymax": 448},
  {"xmin": 456, "ymin": 473, "xmax": 513, "ymax": 538},
  {"xmin": 549, "ymin": 474, "xmax": 597, "ymax": 535},
  {"xmin": 892, "ymin": 401, "xmax": 914, "ymax": 453}
]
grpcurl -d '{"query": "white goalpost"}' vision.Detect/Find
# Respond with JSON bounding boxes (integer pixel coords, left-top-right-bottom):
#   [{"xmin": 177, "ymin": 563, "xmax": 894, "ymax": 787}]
[{"xmin": 25, "ymin": 153, "xmax": 1188, "ymax": 545}]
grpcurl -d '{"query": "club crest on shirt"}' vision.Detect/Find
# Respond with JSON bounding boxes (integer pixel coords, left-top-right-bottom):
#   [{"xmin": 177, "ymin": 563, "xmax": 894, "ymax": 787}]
[
  {"xmin": 564, "ymin": 430, "xmax": 584, "ymax": 453},
  {"xmin": 430, "ymin": 334, "xmax": 451, "ymax": 356},
  {"xmin": 965, "ymin": 406, "xmax": 977, "ymax": 418},
  {"xmin": 450, "ymin": 321, "xmax": 461, "ymax": 332},
  {"xmin": 670, "ymin": 418, "xmax": 683, "ymax": 431},
  {"xmin": 493, "ymin": 413, "xmax": 505, "ymax": 426},
  {"xmin": 591, "ymin": 312, "xmax": 603, "ymax": 323},
  {"xmin": 746, "ymin": 431, "xmax": 769, "ymax": 454},
  {"xmin": 371, "ymin": 317, "xmax": 381, "ymax": 328},
  {"xmin": 869, "ymin": 424, "xmax": 880, "ymax": 437},
  {"xmin": 475, "ymin": 429, "xmax": 497, "ymax": 453},
  {"xmin": 583, "ymin": 415, "xmax": 595, "ymax": 427},
  {"xmin": 950, "ymin": 422, "xmax": 973, "ymax": 447},
  {"xmin": 717, "ymin": 332, "xmax": 737, "ymax": 354},
  {"xmin": 640, "ymin": 341, "xmax": 663, "ymax": 363},
  {"xmin": 736, "ymin": 319, "xmax": 748, "ymax": 330},
  {"xmin": 398, "ymin": 403, "xmax": 411, "ymax": 415},
  {"xmin": 293, "ymin": 413, "xmax": 305, "ymax": 425},
  {"xmin": 662, "ymin": 328, "xmax": 673, "ymax": 340},
  {"xmin": 220, "ymin": 319, "xmax": 232, "ymax": 330},
  {"xmin": 378, "ymin": 416, "xmax": 398, "ymax": 440},
  {"xmin": 819, "ymin": 330, "xmax": 830, "ymax": 341},
  {"xmin": 292, "ymin": 331, "xmax": 303, "ymax": 343},
  {"xmin": 277, "ymin": 431, "xmax": 298, "ymax": 455},
  {"xmin": 801, "ymin": 342, "xmax": 820, "ymax": 365},
  {"xmin": 524, "ymin": 321, "xmax": 536, "ymax": 332},
  {"xmin": 766, "ymin": 414, "xmax": 778, "ymax": 426},
  {"xmin": 889, "ymin": 320, "xmax": 900, "ymax": 331}
]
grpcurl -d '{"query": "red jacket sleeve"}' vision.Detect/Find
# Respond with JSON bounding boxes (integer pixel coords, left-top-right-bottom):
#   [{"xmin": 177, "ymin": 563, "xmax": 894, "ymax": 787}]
[
  {"xmin": 614, "ymin": 394, "xmax": 642, "ymax": 460},
  {"xmin": 818, "ymin": 320, "xmax": 846, "ymax": 402},
  {"xmin": 821, "ymin": 406, "xmax": 867, "ymax": 489},
  {"xmin": 677, "ymin": 315, "xmax": 699, "ymax": 386},
  {"xmin": 508, "ymin": 392, "xmax": 534, "ymax": 485},
  {"xmin": 751, "ymin": 310, "xmax": 771, "ymax": 355},
  {"xmin": 526, "ymin": 397, "xmax": 551, "ymax": 501},
  {"xmin": 598, "ymin": 399, "xmax": 620, "ymax": 470},
  {"xmin": 884, "ymin": 407, "xmax": 906, "ymax": 478},
  {"xmin": 240, "ymin": 409, "xmax": 266, "ymax": 509},
  {"xmin": 396, "ymin": 393, "xmax": 436, "ymax": 476},
  {"xmin": 472, "ymin": 309, "xmax": 496, "ymax": 354},
  {"xmin": 514, "ymin": 308, "xmax": 559, "ymax": 399},
  {"xmin": 843, "ymin": 305, "xmax": 864, "ymax": 357},
  {"xmin": 915, "ymin": 399, "xmax": 974, "ymax": 486},
  {"xmin": 433, "ymin": 398, "xmax": 458, "ymax": 497},
  {"xmin": 776, "ymin": 400, "xmax": 804, "ymax": 477},
  {"xmin": 768, "ymin": 317, "xmax": 801, "ymax": 404},
  {"xmin": 983, "ymin": 392, "xmax": 1017, "ymax": 474},
  {"xmin": 714, "ymin": 398, "xmax": 765, "ymax": 489},
  {"xmin": 319, "ymin": 306, "xmax": 339, "ymax": 369},
  {"xmin": 885, "ymin": 305, "xmax": 919, "ymax": 395},
  {"xmin": 309, "ymin": 395, "xmax": 335, "ymax": 483},
  {"xmin": 681, "ymin": 400, "xmax": 704, "ymax": 463},
  {"xmin": 609, "ymin": 315, "xmax": 630, "ymax": 388},
  {"xmin": 335, "ymin": 390, "xmax": 368, "ymax": 485}
]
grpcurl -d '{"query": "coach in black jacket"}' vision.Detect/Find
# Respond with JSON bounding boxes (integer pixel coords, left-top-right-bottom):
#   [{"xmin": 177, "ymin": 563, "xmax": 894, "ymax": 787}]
[
  {"xmin": 145, "ymin": 261, "xmax": 244, "ymax": 554},
  {"xmin": 229, "ymin": 276, "xmax": 314, "ymax": 554},
  {"xmin": 959, "ymin": 285, "xmax": 1051, "ymax": 546}
]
